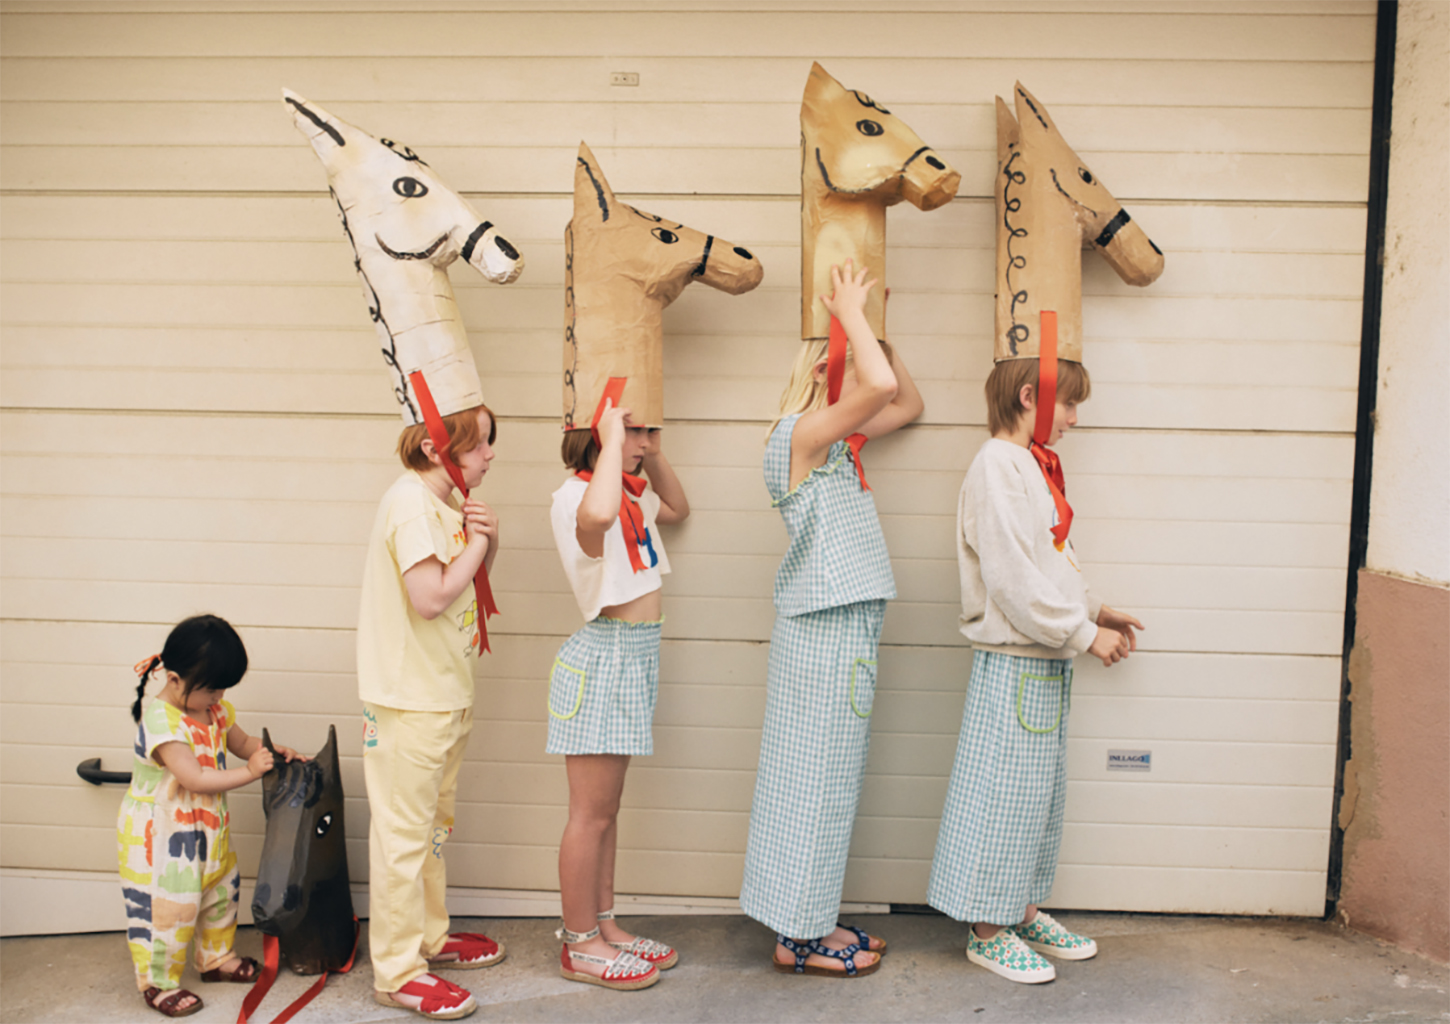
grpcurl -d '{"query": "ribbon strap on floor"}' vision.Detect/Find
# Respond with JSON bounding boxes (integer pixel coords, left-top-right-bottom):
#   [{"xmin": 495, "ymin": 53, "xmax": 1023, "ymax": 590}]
[
  {"xmin": 826, "ymin": 315, "xmax": 872, "ymax": 492},
  {"xmin": 1029, "ymin": 311, "xmax": 1073, "ymax": 548},
  {"xmin": 408, "ymin": 371, "xmax": 499, "ymax": 653},
  {"xmin": 237, "ymin": 919, "xmax": 359, "ymax": 1024},
  {"xmin": 583, "ymin": 377, "xmax": 656, "ymax": 573}
]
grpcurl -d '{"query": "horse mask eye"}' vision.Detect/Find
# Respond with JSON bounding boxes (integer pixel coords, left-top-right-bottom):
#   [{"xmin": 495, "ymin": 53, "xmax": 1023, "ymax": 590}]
[
  {"xmin": 1078, "ymin": 168, "xmax": 1095, "ymax": 185},
  {"xmin": 856, "ymin": 120, "xmax": 884, "ymax": 137},
  {"xmin": 315, "ymin": 813, "xmax": 332, "ymax": 837},
  {"xmin": 392, "ymin": 177, "xmax": 428, "ymax": 198},
  {"xmin": 651, "ymin": 227, "xmax": 679, "ymax": 244}
]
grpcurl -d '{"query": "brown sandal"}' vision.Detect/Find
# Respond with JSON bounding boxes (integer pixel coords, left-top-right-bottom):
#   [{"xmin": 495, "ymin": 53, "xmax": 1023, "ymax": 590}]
[
  {"xmin": 200, "ymin": 955, "xmax": 260, "ymax": 983},
  {"xmin": 143, "ymin": 986, "xmax": 204, "ymax": 1017}
]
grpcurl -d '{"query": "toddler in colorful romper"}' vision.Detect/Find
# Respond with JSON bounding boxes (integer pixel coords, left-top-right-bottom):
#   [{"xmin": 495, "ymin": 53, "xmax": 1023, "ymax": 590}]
[
  {"xmin": 546, "ymin": 399, "xmax": 689, "ymax": 991},
  {"xmin": 119, "ymin": 614, "xmax": 303, "ymax": 1018},
  {"xmin": 358, "ymin": 402, "xmax": 506, "ymax": 1020},
  {"xmin": 926, "ymin": 357, "xmax": 1143, "ymax": 983}
]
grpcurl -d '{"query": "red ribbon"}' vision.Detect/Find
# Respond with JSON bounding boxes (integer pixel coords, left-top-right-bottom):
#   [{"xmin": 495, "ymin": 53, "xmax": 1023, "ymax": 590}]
[
  {"xmin": 237, "ymin": 918, "xmax": 358, "ymax": 1024},
  {"xmin": 583, "ymin": 377, "xmax": 654, "ymax": 574},
  {"xmin": 407, "ymin": 371, "xmax": 499, "ymax": 654},
  {"xmin": 1030, "ymin": 311, "xmax": 1073, "ymax": 548},
  {"xmin": 826, "ymin": 315, "xmax": 871, "ymax": 492}
]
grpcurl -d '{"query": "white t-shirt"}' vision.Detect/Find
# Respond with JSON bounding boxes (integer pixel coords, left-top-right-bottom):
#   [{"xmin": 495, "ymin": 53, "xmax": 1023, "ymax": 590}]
[
  {"xmin": 551, "ymin": 475, "xmax": 671, "ymax": 622},
  {"xmin": 357, "ymin": 471, "xmax": 478, "ymax": 711}
]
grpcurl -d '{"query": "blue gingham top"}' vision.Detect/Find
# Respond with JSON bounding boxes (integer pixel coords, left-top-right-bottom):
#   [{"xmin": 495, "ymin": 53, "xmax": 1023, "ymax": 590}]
[{"xmin": 765, "ymin": 413, "xmax": 897, "ymax": 616}]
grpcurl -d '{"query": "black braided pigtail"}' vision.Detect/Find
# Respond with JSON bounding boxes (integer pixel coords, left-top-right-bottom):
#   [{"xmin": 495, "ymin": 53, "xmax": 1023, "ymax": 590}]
[{"xmin": 132, "ymin": 655, "xmax": 161, "ymax": 722}]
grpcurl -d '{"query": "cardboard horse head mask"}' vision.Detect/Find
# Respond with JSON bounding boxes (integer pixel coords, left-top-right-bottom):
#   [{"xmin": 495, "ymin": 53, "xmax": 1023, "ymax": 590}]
[
  {"xmin": 563, "ymin": 142, "xmax": 763, "ymax": 430},
  {"xmin": 995, "ymin": 83, "xmax": 1164, "ymax": 364},
  {"xmin": 283, "ymin": 89, "xmax": 524, "ymax": 421},
  {"xmin": 252, "ymin": 726, "xmax": 354, "ymax": 975},
  {"xmin": 801, "ymin": 62, "xmax": 961, "ymax": 341}
]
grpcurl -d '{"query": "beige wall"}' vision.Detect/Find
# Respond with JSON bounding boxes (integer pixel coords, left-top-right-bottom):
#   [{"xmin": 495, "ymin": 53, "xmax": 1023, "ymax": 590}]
[
  {"xmin": 1338, "ymin": 0, "xmax": 1450, "ymax": 964},
  {"xmin": 1, "ymin": 1, "xmax": 1375, "ymax": 927}
]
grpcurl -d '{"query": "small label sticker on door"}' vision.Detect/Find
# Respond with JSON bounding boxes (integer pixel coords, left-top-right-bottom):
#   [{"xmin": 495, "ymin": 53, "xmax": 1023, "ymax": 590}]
[{"xmin": 1107, "ymin": 749, "xmax": 1152, "ymax": 772}]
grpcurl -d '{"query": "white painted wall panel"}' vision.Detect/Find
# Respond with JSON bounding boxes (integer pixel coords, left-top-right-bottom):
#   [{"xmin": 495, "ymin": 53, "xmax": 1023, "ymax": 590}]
[{"xmin": 1, "ymin": 1, "xmax": 1370, "ymax": 928}]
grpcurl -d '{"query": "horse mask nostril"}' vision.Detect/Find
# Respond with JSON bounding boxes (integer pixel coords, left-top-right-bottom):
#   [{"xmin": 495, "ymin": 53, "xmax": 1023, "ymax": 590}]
[
  {"xmin": 494, "ymin": 235, "xmax": 519, "ymax": 261},
  {"xmin": 926, "ymin": 155, "xmax": 945, "ymax": 170},
  {"xmin": 283, "ymin": 885, "xmax": 302, "ymax": 911},
  {"xmin": 733, "ymin": 247, "xmax": 754, "ymax": 260}
]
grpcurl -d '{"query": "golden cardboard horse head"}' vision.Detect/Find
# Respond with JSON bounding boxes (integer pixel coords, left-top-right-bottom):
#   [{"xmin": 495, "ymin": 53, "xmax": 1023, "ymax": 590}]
[
  {"xmin": 800, "ymin": 62, "xmax": 961, "ymax": 341},
  {"xmin": 283, "ymin": 89, "xmax": 524, "ymax": 420},
  {"xmin": 995, "ymin": 83, "xmax": 1164, "ymax": 364},
  {"xmin": 563, "ymin": 142, "xmax": 764, "ymax": 430}
]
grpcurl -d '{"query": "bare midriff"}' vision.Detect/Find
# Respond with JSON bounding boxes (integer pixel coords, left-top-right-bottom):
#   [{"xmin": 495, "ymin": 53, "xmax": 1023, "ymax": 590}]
[{"xmin": 598, "ymin": 589, "xmax": 662, "ymax": 623}]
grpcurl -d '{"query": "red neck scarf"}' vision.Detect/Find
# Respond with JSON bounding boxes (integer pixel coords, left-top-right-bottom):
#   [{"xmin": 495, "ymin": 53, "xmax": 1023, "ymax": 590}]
[
  {"xmin": 1029, "ymin": 311, "xmax": 1073, "ymax": 549},
  {"xmin": 407, "ymin": 371, "xmax": 499, "ymax": 653},
  {"xmin": 585, "ymin": 377, "xmax": 657, "ymax": 573},
  {"xmin": 826, "ymin": 315, "xmax": 871, "ymax": 491}
]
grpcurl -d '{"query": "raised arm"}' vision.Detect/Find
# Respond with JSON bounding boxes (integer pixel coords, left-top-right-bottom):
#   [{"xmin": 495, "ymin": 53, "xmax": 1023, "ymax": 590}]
[
  {"xmin": 859, "ymin": 341, "xmax": 924, "ymax": 439},
  {"xmin": 640, "ymin": 430, "xmax": 689, "ymax": 525},
  {"xmin": 575, "ymin": 400, "xmax": 629, "ymax": 558}
]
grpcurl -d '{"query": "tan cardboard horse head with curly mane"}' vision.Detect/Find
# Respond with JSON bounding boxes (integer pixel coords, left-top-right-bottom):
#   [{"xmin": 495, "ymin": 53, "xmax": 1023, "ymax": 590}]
[
  {"xmin": 994, "ymin": 82, "xmax": 1164, "ymax": 364},
  {"xmin": 800, "ymin": 62, "xmax": 961, "ymax": 342},
  {"xmin": 563, "ymin": 142, "xmax": 764, "ymax": 430}
]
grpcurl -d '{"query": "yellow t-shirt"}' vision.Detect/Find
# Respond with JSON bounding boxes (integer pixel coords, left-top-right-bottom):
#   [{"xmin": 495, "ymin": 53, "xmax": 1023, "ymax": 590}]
[{"xmin": 357, "ymin": 471, "xmax": 478, "ymax": 711}]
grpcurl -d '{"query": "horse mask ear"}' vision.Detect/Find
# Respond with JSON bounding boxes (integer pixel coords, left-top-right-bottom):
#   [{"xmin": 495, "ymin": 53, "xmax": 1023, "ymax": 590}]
[
  {"xmin": 316, "ymin": 725, "xmax": 340, "ymax": 788},
  {"xmin": 573, "ymin": 143, "xmax": 616, "ymax": 226}
]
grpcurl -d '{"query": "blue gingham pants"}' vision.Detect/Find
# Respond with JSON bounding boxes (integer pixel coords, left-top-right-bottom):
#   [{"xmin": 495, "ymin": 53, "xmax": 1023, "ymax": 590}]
[
  {"xmin": 927, "ymin": 649, "xmax": 1073, "ymax": 925},
  {"xmin": 740, "ymin": 600, "xmax": 885, "ymax": 938},
  {"xmin": 545, "ymin": 617, "xmax": 661, "ymax": 756}
]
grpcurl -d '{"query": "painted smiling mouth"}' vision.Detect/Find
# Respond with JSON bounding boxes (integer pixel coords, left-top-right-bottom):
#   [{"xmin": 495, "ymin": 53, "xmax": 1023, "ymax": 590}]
[{"xmin": 376, "ymin": 233, "xmax": 448, "ymax": 260}]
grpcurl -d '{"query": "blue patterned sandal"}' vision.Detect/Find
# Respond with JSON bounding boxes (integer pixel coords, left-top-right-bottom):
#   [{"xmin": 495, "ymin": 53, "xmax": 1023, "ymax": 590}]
[
  {"xmin": 773, "ymin": 934, "xmax": 881, "ymax": 978},
  {"xmin": 598, "ymin": 908, "xmax": 678, "ymax": 969},
  {"xmin": 838, "ymin": 922, "xmax": 887, "ymax": 956},
  {"xmin": 1010, "ymin": 910, "xmax": 1098, "ymax": 960}
]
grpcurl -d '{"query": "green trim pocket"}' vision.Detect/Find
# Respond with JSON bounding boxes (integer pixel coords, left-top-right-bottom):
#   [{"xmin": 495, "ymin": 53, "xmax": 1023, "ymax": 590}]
[
  {"xmin": 1016, "ymin": 671, "xmax": 1065, "ymax": 734},
  {"xmin": 547, "ymin": 659, "xmax": 586, "ymax": 720},
  {"xmin": 849, "ymin": 658, "xmax": 878, "ymax": 719}
]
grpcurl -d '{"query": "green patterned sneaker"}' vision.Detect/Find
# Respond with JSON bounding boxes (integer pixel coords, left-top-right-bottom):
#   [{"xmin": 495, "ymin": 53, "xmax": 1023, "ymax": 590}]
[
  {"xmin": 965, "ymin": 928, "xmax": 1055, "ymax": 984},
  {"xmin": 1011, "ymin": 910, "xmax": 1098, "ymax": 961}
]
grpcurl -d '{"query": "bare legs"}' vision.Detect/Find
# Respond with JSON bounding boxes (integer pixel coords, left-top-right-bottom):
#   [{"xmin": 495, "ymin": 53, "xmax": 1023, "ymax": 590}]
[
  {"xmin": 559, "ymin": 754, "xmax": 640, "ymax": 973},
  {"xmin": 973, "ymin": 904, "xmax": 1039, "ymax": 940}
]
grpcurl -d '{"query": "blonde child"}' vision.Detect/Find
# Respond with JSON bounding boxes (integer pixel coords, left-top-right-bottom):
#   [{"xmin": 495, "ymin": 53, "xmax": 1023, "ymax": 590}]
[
  {"xmin": 547, "ymin": 402, "xmax": 689, "ymax": 991},
  {"xmin": 359, "ymin": 402, "xmax": 506, "ymax": 1021},
  {"xmin": 740, "ymin": 261, "xmax": 923, "ymax": 977},
  {"xmin": 119, "ymin": 613, "xmax": 304, "ymax": 1017},
  {"xmin": 926, "ymin": 357, "xmax": 1143, "ymax": 983}
]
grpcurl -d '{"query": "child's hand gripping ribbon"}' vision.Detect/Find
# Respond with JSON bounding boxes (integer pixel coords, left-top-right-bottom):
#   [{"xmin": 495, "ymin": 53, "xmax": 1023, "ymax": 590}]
[
  {"xmin": 408, "ymin": 371, "xmax": 500, "ymax": 653},
  {"xmin": 1029, "ymin": 310, "xmax": 1073, "ymax": 550},
  {"xmin": 577, "ymin": 377, "xmax": 657, "ymax": 574},
  {"xmin": 826, "ymin": 316, "xmax": 871, "ymax": 491}
]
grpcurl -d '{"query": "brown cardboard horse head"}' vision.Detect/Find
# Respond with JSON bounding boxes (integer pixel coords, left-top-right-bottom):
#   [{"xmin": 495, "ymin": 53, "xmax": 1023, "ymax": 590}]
[
  {"xmin": 563, "ymin": 142, "xmax": 764, "ymax": 430},
  {"xmin": 800, "ymin": 62, "xmax": 961, "ymax": 341},
  {"xmin": 995, "ymin": 83, "xmax": 1164, "ymax": 364}
]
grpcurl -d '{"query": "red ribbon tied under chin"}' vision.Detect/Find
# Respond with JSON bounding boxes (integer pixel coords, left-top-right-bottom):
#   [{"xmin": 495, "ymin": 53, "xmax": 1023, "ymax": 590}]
[
  {"xmin": 1030, "ymin": 311, "xmax": 1073, "ymax": 549},
  {"xmin": 583, "ymin": 377, "xmax": 657, "ymax": 574},
  {"xmin": 826, "ymin": 315, "xmax": 871, "ymax": 492},
  {"xmin": 407, "ymin": 371, "xmax": 499, "ymax": 654}
]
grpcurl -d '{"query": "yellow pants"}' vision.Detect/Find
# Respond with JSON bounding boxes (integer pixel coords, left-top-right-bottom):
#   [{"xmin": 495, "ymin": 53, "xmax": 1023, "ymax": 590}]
[{"xmin": 362, "ymin": 703, "xmax": 472, "ymax": 993}]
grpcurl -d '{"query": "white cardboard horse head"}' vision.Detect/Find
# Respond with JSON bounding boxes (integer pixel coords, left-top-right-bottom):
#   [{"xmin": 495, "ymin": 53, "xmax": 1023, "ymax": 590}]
[
  {"xmin": 563, "ymin": 142, "xmax": 763, "ymax": 430},
  {"xmin": 995, "ymin": 82, "xmax": 1164, "ymax": 364},
  {"xmin": 800, "ymin": 62, "xmax": 961, "ymax": 341},
  {"xmin": 283, "ymin": 89, "xmax": 524, "ymax": 421}
]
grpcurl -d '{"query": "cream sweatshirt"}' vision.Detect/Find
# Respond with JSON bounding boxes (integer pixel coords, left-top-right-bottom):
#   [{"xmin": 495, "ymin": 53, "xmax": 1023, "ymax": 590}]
[{"xmin": 958, "ymin": 438, "xmax": 1101, "ymax": 659}]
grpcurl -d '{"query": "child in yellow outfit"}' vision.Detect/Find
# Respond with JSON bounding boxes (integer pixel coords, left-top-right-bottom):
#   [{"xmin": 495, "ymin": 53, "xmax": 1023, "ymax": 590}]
[
  {"xmin": 358, "ymin": 402, "xmax": 506, "ymax": 1021},
  {"xmin": 119, "ymin": 614, "xmax": 303, "ymax": 1018}
]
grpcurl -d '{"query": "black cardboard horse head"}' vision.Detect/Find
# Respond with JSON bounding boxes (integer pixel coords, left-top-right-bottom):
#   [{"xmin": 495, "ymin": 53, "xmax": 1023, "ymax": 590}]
[{"xmin": 252, "ymin": 725, "xmax": 355, "ymax": 975}]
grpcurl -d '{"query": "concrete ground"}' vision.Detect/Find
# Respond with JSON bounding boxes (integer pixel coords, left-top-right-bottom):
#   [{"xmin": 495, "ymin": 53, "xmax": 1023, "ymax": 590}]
[{"xmin": 2, "ymin": 912, "xmax": 1446, "ymax": 1024}]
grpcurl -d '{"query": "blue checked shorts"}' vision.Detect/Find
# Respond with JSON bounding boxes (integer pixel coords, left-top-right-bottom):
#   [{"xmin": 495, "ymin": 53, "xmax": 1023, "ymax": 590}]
[{"xmin": 545, "ymin": 617, "xmax": 662, "ymax": 756}]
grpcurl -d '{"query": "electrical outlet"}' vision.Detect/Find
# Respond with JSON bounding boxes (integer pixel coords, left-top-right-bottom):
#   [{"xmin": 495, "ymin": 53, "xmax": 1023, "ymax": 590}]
[{"xmin": 610, "ymin": 72, "xmax": 640, "ymax": 87}]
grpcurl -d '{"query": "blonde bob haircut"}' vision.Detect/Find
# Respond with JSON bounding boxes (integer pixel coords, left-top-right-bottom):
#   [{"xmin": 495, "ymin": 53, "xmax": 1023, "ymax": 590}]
[
  {"xmin": 984, "ymin": 359, "xmax": 1091, "ymax": 437},
  {"xmin": 768, "ymin": 336, "xmax": 895, "ymax": 439},
  {"xmin": 397, "ymin": 402, "xmax": 497, "ymax": 472}
]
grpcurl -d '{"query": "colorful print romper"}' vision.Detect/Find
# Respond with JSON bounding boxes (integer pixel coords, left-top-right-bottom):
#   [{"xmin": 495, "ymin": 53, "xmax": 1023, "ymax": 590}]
[{"xmin": 117, "ymin": 697, "xmax": 241, "ymax": 992}]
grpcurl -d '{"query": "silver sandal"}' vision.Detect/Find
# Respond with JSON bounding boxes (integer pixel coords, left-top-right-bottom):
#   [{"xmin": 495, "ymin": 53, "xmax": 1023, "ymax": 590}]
[
  {"xmin": 598, "ymin": 907, "xmax": 679, "ymax": 969},
  {"xmin": 555, "ymin": 923, "xmax": 659, "ymax": 990}
]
